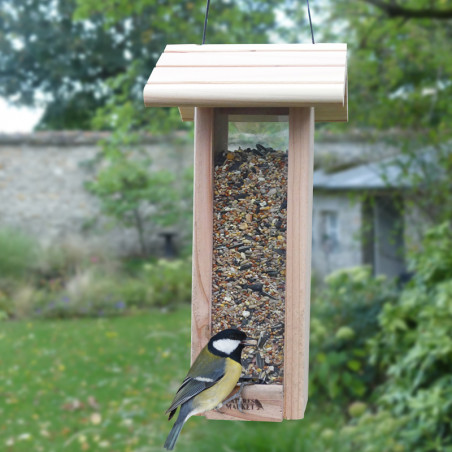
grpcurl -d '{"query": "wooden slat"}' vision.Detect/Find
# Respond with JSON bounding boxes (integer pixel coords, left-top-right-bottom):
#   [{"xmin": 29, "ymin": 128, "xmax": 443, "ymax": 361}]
[
  {"xmin": 157, "ymin": 51, "xmax": 346, "ymax": 68},
  {"xmin": 179, "ymin": 106, "xmax": 194, "ymax": 122},
  {"xmin": 144, "ymin": 43, "xmax": 348, "ymax": 124},
  {"xmin": 284, "ymin": 107, "xmax": 314, "ymax": 419},
  {"xmin": 149, "ymin": 66, "xmax": 346, "ymax": 84},
  {"xmin": 178, "ymin": 105, "xmax": 347, "ymax": 122},
  {"xmin": 165, "ymin": 43, "xmax": 347, "ymax": 53},
  {"xmin": 144, "ymin": 84, "xmax": 346, "ymax": 107},
  {"xmin": 190, "ymin": 107, "xmax": 215, "ymax": 364},
  {"xmin": 205, "ymin": 385, "xmax": 283, "ymax": 422},
  {"xmin": 213, "ymin": 110, "xmax": 228, "ymax": 155}
]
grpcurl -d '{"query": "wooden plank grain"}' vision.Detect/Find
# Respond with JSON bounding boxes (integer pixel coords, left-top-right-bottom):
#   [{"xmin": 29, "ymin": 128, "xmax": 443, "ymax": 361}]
[
  {"xmin": 284, "ymin": 107, "xmax": 314, "ymax": 419},
  {"xmin": 149, "ymin": 66, "xmax": 346, "ymax": 84},
  {"xmin": 205, "ymin": 385, "xmax": 283, "ymax": 422},
  {"xmin": 178, "ymin": 106, "xmax": 347, "ymax": 123},
  {"xmin": 165, "ymin": 43, "xmax": 347, "ymax": 53},
  {"xmin": 144, "ymin": 84, "xmax": 346, "ymax": 107},
  {"xmin": 191, "ymin": 107, "xmax": 215, "ymax": 364},
  {"xmin": 157, "ymin": 51, "xmax": 346, "ymax": 68}
]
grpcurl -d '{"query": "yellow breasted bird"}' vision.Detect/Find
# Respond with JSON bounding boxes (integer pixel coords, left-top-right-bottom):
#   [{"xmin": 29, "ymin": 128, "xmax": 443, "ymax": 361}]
[{"xmin": 164, "ymin": 328, "xmax": 254, "ymax": 450}]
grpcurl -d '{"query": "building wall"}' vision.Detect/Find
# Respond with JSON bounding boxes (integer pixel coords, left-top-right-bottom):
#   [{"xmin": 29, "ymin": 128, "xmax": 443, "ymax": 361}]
[
  {"xmin": 0, "ymin": 131, "xmax": 397, "ymax": 275},
  {"xmin": 312, "ymin": 192, "xmax": 363, "ymax": 279},
  {"xmin": 0, "ymin": 132, "xmax": 193, "ymax": 256}
]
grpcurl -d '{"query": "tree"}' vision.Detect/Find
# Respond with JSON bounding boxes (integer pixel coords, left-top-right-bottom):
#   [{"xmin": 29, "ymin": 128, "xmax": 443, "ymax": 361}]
[
  {"xmin": 322, "ymin": 0, "xmax": 452, "ymax": 139},
  {"xmin": 321, "ymin": 0, "xmax": 452, "ymax": 226},
  {"xmin": 85, "ymin": 138, "xmax": 179, "ymax": 256},
  {"xmin": 0, "ymin": 0, "xmax": 295, "ymax": 131}
]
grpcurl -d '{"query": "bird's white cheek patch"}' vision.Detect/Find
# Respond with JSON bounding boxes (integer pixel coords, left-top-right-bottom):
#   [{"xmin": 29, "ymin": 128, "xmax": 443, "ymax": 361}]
[{"xmin": 212, "ymin": 339, "xmax": 240, "ymax": 355}]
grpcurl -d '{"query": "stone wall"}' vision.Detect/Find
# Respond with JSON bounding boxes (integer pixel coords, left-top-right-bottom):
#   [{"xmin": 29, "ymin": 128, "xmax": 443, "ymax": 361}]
[
  {"xmin": 0, "ymin": 131, "xmax": 193, "ymax": 256},
  {"xmin": 0, "ymin": 130, "xmax": 396, "ymax": 271}
]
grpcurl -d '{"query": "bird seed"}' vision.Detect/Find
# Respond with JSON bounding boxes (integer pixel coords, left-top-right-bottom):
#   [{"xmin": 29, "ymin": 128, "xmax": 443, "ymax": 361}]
[{"xmin": 211, "ymin": 145, "xmax": 287, "ymax": 384}]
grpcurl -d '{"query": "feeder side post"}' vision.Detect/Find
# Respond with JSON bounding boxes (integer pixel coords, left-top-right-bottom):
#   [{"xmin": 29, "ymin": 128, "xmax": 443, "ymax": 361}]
[
  {"xmin": 191, "ymin": 107, "xmax": 215, "ymax": 364},
  {"xmin": 284, "ymin": 107, "xmax": 314, "ymax": 419},
  {"xmin": 214, "ymin": 110, "xmax": 228, "ymax": 155}
]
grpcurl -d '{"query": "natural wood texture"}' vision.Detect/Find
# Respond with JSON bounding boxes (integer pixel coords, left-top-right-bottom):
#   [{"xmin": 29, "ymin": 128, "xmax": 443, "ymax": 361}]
[
  {"xmin": 190, "ymin": 107, "xmax": 215, "ymax": 364},
  {"xmin": 144, "ymin": 84, "xmax": 345, "ymax": 107},
  {"xmin": 179, "ymin": 104, "xmax": 346, "ymax": 122},
  {"xmin": 213, "ymin": 110, "xmax": 228, "ymax": 155},
  {"xmin": 205, "ymin": 385, "xmax": 283, "ymax": 422},
  {"xmin": 143, "ymin": 43, "xmax": 348, "ymax": 123},
  {"xmin": 149, "ymin": 66, "xmax": 345, "ymax": 83},
  {"xmin": 165, "ymin": 43, "xmax": 347, "ymax": 52},
  {"xmin": 157, "ymin": 51, "xmax": 345, "ymax": 68},
  {"xmin": 284, "ymin": 107, "xmax": 315, "ymax": 419}
]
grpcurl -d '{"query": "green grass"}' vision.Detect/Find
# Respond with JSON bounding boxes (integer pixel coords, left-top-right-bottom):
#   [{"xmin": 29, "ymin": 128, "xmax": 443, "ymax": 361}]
[{"xmin": 0, "ymin": 307, "xmax": 345, "ymax": 452}]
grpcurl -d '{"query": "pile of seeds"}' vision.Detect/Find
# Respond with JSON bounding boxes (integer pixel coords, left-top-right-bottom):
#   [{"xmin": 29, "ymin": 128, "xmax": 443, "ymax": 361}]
[{"xmin": 211, "ymin": 144, "xmax": 287, "ymax": 384}]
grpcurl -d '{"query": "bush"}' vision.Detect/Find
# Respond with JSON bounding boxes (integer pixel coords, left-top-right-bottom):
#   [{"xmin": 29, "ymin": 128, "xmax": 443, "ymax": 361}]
[
  {"xmin": 0, "ymin": 228, "xmax": 37, "ymax": 279},
  {"xmin": 309, "ymin": 266, "xmax": 398, "ymax": 403},
  {"xmin": 34, "ymin": 237, "xmax": 116, "ymax": 288},
  {"xmin": 30, "ymin": 258, "xmax": 192, "ymax": 319},
  {"xmin": 342, "ymin": 223, "xmax": 452, "ymax": 451},
  {"xmin": 142, "ymin": 257, "xmax": 192, "ymax": 306}
]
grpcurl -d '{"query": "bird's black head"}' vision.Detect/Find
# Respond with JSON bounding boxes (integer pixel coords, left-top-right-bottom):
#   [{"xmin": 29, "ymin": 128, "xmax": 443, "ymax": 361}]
[{"xmin": 208, "ymin": 328, "xmax": 249, "ymax": 363}]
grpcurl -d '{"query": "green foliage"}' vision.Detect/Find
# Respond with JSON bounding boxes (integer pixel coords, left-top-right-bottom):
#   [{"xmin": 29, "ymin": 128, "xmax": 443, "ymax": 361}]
[
  {"xmin": 323, "ymin": 0, "xmax": 452, "ymax": 140},
  {"xmin": 0, "ymin": 0, "xmax": 132, "ymax": 129},
  {"xmin": 30, "ymin": 258, "xmax": 192, "ymax": 319},
  {"xmin": 321, "ymin": 2, "xmax": 452, "ymax": 227},
  {"xmin": 86, "ymin": 140, "xmax": 178, "ymax": 256},
  {"xmin": 0, "ymin": 228, "xmax": 36, "ymax": 280},
  {"xmin": 0, "ymin": 227, "xmax": 192, "ymax": 319},
  {"xmin": 310, "ymin": 266, "xmax": 397, "ymax": 402},
  {"xmin": 0, "ymin": 0, "xmax": 288, "ymax": 131},
  {"xmin": 342, "ymin": 223, "xmax": 452, "ymax": 451},
  {"xmin": 142, "ymin": 258, "xmax": 192, "ymax": 307}
]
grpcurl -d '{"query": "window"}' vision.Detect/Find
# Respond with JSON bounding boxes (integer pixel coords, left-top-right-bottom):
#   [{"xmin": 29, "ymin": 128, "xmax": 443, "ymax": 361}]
[{"xmin": 320, "ymin": 210, "xmax": 339, "ymax": 252}]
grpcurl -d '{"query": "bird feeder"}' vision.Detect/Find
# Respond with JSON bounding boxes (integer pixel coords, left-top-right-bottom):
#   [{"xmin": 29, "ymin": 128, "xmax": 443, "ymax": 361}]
[{"xmin": 143, "ymin": 43, "xmax": 348, "ymax": 422}]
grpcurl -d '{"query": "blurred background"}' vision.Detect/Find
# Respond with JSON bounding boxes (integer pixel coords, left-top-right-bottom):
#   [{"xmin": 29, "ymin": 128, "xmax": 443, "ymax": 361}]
[{"xmin": 0, "ymin": 0, "xmax": 451, "ymax": 451}]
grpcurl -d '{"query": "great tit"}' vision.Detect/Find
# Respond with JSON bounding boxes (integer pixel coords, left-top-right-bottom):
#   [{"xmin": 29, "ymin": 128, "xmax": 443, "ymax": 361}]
[{"xmin": 163, "ymin": 328, "xmax": 254, "ymax": 450}]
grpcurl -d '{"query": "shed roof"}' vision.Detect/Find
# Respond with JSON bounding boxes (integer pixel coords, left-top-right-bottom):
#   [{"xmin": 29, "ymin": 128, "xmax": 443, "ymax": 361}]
[
  {"xmin": 143, "ymin": 43, "xmax": 348, "ymax": 122},
  {"xmin": 313, "ymin": 154, "xmax": 416, "ymax": 191}
]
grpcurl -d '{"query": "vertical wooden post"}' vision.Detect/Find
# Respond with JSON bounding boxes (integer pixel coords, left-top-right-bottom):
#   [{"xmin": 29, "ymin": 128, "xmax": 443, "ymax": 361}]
[
  {"xmin": 284, "ymin": 107, "xmax": 315, "ymax": 419},
  {"xmin": 214, "ymin": 110, "xmax": 228, "ymax": 154},
  {"xmin": 191, "ymin": 107, "xmax": 215, "ymax": 364}
]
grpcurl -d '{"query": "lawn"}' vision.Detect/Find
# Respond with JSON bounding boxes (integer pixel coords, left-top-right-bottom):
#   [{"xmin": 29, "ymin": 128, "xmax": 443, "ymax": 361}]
[{"xmin": 0, "ymin": 307, "xmax": 344, "ymax": 452}]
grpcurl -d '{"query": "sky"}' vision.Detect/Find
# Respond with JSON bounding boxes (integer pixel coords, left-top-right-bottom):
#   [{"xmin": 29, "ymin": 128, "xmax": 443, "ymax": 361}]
[{"xmin": 0, "ymin": 98, "xmax": 43, "ymax": 133}]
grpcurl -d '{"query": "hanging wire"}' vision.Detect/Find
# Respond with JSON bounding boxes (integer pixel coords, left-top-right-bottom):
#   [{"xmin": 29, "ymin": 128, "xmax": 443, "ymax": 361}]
[
  {"xmin": 202, "ymin": 0, "xmax": 211, "ymax": 44},
  {"xmin": 202, "ymin": 0, "xmax": 315, "ymax": 45},
  {"xmin": 306, "ymin": 0, "xmax": 315, "ymax": 44}
]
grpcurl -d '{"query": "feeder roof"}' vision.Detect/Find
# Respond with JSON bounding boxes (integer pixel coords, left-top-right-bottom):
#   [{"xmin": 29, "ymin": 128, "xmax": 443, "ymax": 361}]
[{"xmin": 143, "ymin": 43, "xmax": 348, "ymax": 122}]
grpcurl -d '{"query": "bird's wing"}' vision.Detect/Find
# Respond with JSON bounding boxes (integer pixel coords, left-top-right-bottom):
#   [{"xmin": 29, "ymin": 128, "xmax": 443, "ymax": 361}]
[{"xmin": 165, "ymin": 352, "xmax": 226, "ymax": 415}]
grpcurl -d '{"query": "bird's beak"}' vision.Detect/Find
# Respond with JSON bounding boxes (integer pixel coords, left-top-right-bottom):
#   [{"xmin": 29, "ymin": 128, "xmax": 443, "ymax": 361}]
[{"xmin": 242, "ymin": 339, "xmax": 257, "ymax": 347}]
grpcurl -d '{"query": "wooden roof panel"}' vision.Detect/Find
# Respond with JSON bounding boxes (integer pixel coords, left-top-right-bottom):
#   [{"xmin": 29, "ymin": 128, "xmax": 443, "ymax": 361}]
[{"xmin": 143, "ymin": 43, "xmax": 348, "ymax": 122}]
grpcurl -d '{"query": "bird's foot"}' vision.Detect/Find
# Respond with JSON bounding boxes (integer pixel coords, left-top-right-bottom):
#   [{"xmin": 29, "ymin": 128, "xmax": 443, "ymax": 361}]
[{"xmin": 221, "ymin": 381, "xmax": 253, "ymax": 413}]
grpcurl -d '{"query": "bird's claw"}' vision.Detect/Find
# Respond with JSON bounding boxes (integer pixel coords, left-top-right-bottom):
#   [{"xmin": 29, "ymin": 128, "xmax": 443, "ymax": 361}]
[{"xmin": 221, "ymin": 381, "xmax": 253, "ymax": 413}]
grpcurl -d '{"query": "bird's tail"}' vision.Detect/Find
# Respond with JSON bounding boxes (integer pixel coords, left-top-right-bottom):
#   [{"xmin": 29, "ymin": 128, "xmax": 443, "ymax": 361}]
[{"xmin": 163, "ymin": 404, "xmax": 191, "ymax": 450}]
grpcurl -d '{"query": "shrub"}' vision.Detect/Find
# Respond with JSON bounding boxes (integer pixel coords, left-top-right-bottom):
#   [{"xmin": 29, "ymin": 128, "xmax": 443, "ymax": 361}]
[
  {"xmin": 142, "ymin": 257, "xmax": 192, "ymax": 306},
  {"xmin": 31, "ymin": 258, "xmax": 192, "ymax": 319},
  {"xmin": 34, "ymin": 236, "xmax": 116, "ymax": 287},
  {"xmin": 309, "ymin": 266, "xmax": 398, "ymax": 403},
  {"xmin": 342, "ymin": 223, "xmax": 452, "ymax": 451},
  {"xmin": 0, "ymin": 228, "xmax": 37, "ymax": 279},
  {"xmin": 33, "ymin": 269, "xmax": 144, "ymax": 319}
]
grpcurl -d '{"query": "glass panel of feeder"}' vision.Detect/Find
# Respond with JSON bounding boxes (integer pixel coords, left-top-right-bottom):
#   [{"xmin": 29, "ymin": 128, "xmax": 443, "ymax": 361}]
[
  {"xmin": 228, "ymin": 120, "xmax": 289, "ymax": 153},
  {"xmin": 212, "ymin": 118, "xmax": 289, "ymax": 385}
]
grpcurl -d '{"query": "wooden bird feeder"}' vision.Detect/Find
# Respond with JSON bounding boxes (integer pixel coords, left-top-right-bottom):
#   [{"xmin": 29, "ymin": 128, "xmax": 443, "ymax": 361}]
[{"xmin": 143, "ymin": 43, "xmax": 348, "ymax": 422}]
